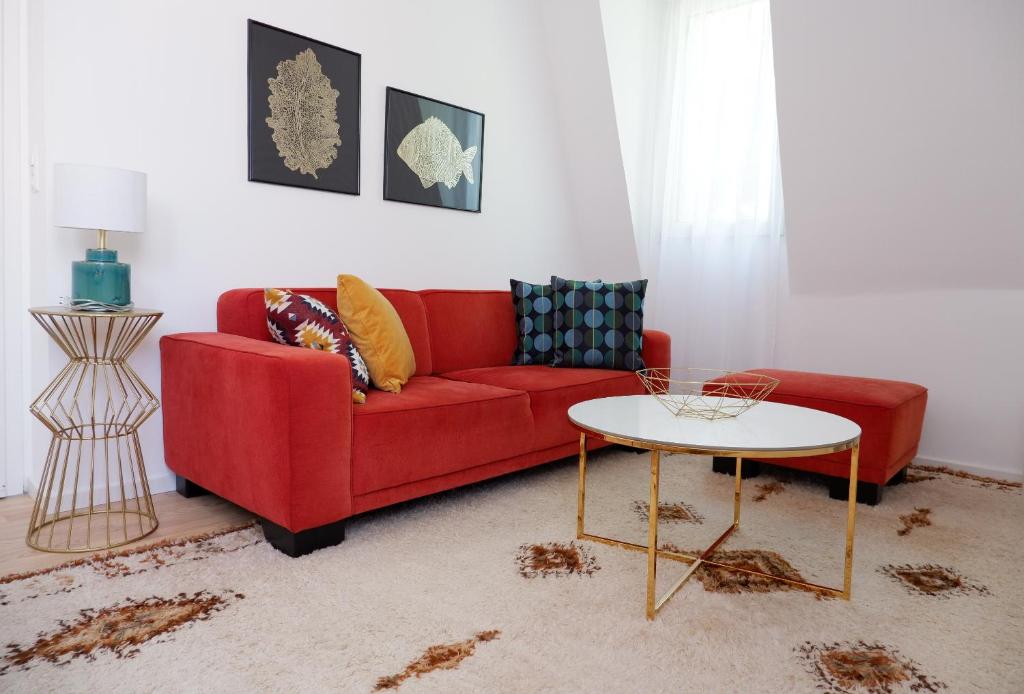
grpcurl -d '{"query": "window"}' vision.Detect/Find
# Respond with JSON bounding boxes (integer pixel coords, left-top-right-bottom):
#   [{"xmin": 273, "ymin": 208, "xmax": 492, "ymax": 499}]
[{"xmin": 666, "ymin": 0, "xmax": 782, "ymax": 235}]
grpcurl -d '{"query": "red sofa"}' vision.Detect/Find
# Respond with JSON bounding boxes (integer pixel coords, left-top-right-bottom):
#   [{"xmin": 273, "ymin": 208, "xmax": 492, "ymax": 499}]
[{"xmin": 160, "ymin": 287, "xmax": 670, "ymax": 556}]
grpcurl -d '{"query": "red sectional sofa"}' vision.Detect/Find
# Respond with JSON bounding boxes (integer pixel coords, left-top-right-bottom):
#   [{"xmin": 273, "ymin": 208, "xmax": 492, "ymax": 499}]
[{"xmin": 160, "ymin": 287, "xmax": 671, "ymax": 556}]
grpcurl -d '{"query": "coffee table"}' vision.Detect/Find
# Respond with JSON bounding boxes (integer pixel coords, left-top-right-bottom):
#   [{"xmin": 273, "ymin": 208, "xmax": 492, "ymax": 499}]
[{"xmin": 568, "ymin": 394, "xmax": 862, "ymax": 619}]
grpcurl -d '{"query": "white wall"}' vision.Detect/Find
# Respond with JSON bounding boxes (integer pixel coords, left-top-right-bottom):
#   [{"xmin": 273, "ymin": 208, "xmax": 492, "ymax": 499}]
[
  {"xmin": 2, "ymin": 0, "xmax": 48, "ymax": 499},
  {"xmin": 24, "ymin": 0, "xmax": 623, "ymax": 495},
  {"xmin": 775, "ymin": 282, "xmax": 1024, "ymax": 479},
  {"xmin": 771, "ymin": 0, "xmax": 1024, "ymax": 478},
  {"xmin": 774, "ymin": 0, "xmax": 1024, "ymax": 294},
  {"xmin": 17, "ymin": 0, "xmax": 1024, "ymax": 499},
  {"xmin": 539, "ymin": 0, "xmax": 641, "ymax": 281},
  {"xmin": 596, "ymin": 0, "xmax": 668, "ymax": 276}
]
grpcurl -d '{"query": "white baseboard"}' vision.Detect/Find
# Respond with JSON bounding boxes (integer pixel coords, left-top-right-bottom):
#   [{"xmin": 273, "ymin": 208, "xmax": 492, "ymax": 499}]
[
  {"xmin": 146, "ymin": 472, "xmax": 177, "ymax": 496},
  {"xmin": 913, "ymin": 456, "xmax": 1023, "ymax": 483},
  {"xmin": 22, "ymin": 471, "xmax": 177, "ymax": 505}
]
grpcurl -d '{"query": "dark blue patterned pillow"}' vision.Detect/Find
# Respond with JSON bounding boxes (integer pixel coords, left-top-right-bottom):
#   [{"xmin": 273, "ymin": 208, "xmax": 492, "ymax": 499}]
[
  {"xmin": 551, "ymin": 276, "xmax": 647, "ymax": 370},
  {"xmin": 510, "ymin": 279, "xmax": 559, "ymax": 365}
]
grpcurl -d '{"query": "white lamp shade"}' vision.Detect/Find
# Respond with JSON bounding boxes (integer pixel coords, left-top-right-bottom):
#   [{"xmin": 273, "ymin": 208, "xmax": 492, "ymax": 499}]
[{"xmin": 53, "ymin": 163, "xmax": 147, "ymax": 233}]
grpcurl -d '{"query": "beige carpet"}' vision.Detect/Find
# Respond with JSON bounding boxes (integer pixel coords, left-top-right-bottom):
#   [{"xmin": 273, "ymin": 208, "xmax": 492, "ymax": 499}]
[{"xmin": 1, "ymin": 450, "xmax": 1021, "ymax": 693}]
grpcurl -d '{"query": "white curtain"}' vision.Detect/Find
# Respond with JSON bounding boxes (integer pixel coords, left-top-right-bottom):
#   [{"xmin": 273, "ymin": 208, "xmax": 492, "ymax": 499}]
[{"xmin": 602, "ymin": 0, "xmax": 785, "ymax": 370}]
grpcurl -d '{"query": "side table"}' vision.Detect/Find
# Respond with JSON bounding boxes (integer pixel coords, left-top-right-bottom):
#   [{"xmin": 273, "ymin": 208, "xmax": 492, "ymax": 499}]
[{"xmin": 27, "ymin": 307, "xmax": 162, "ymax": 552}]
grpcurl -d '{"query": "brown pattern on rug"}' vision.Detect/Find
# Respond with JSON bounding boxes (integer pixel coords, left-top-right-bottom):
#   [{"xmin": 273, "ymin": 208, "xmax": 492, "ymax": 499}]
[
  {"xmin": 631, "ymin": 500, "xmax": 704, "ymax": 524},
  {"xmin": 903, "ymin": 470, "xmax": 939, "ymax": 484},
  {"xmin": 515, "ymin": 542, "xmax": 599, "ymax": 578},
  {"xmin": 375, "ymin": 630, "xmax": 499, "ymax": 690},
  {"xmin": 879, "ymin": 564, "xmax": 990, "ymax": 598},
  {"xmin": 662, "ymin": 545, "xmax": 814, "ymax": 595},
  {"xmin": 910, "ymin": 464, "xmax": 1021, "ymax": 492},
  {"xmin": 797, "ymin": 641, "xmax": 947, "ymax": 693},
  {"xmin": 0, "ymin": 522, "xmax": 260, "ymax": 606},
  {"xmin": 897, "ymin": 508, "xmax": 932, "ymax": 536},
  {"xmin": 0, "ymin": 590, "xmax": 243, "ymax": 675},
  {"xmin": 753, "ymin": 481, "xmax": 785, "ymax": 502}
]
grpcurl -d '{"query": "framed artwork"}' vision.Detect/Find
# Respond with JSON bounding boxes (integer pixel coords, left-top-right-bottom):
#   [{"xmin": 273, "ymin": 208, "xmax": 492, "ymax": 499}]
[
  {"xmin": 383, "ymin": 87, "xmax": 484, "ymax": 213},
  {"xmin": 247, "ymin": 20, "xmax": 360, "ymax": 195}
]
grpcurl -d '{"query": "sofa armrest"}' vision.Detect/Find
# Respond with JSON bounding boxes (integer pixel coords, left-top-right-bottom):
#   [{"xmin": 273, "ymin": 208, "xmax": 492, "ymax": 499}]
[
  {"xmin": 160, "ymin": 332, "xmax": 353, "ymax": 532},
  {"xmin": 642, "ymin": 329, "xmax": 671, "ymax": 369}
]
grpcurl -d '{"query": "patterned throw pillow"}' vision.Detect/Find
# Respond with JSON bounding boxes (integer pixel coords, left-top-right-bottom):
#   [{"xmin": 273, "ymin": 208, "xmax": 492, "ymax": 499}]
[
  {"xmin": 550, "ymin": 276, "xmax": 647, "ymax": 370},
  {"xmin": 510, "ymin": 278, "xmax": 603, "ymax": 365},
  {"xmin": 510, "ymin": 279, "xmax": 559, "ymax": 365},
  {"xmin": 265, "ymin": 288, "xmax": 370, "ymax": 404}
]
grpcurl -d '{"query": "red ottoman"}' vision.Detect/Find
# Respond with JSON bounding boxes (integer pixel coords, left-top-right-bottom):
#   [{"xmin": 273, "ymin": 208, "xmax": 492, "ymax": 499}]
[{"xmin": 711, "ymin": 369, "xmax": 927, "ymax": 505}]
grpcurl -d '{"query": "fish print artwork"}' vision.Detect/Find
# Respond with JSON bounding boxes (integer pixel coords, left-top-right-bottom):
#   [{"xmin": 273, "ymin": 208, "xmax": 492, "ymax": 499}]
[{"xmin": 397, "ymin": 117, "xmax": 478, "ymax": 190}]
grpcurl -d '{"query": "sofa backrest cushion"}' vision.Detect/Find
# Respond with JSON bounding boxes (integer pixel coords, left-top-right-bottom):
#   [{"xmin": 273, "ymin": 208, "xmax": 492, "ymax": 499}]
[
  {"xmin": 421, "ymin": 290, "xmax": 515, "ymax": 373},
  {"xmin": 217, "ymin": 288, "xmax": 432, "ymax": 376}
]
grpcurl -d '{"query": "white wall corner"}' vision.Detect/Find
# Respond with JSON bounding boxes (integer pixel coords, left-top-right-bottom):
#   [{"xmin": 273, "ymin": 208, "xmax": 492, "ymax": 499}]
[
  {"xmin": 538, "ymin": 0, "xmax": 641, "ymax": 281},
  {"xmin": 23, "ymin": 470, "xmax": 178, "ymax": 511},
  {"xmin": 1, "ymin": 0, "xmax": 37, "ymax": 498}
]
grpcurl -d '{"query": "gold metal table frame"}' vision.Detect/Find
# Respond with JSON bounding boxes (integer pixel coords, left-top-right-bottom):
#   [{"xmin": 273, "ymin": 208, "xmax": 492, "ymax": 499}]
[
  {"xmin": 27, "ymin": 307, "xmax": 162, "ymax": 553},
  {"xmin": 575, "ymin": 430, "xmax": 860, "ymax": 620}
]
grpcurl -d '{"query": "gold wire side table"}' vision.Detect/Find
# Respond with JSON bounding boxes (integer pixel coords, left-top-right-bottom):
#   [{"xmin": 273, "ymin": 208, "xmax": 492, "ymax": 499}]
[{"xmin": 27, "ymin": 307, "xmax": 162, "ymax": 552}]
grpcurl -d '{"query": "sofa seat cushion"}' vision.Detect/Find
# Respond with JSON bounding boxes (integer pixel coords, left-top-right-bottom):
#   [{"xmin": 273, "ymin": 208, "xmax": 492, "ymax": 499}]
[
  {"xmin": 441, "ymin": 366, "xmax": 644, "ymax": 449},
  {"xmin": 351, "ymin": 376, "xmax": 534, "ymax": 494}
]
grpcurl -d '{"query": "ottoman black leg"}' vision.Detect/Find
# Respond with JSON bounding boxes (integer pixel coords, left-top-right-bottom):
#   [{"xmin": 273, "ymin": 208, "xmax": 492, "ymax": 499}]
[
  {"xmin": 887, "ymin": 466, "xmax": 909, "ymax": 485},
  {"xmin": 176, "ymin": 475, "xmax": 210, "ymax": 498},
  {"xmin": 712, "ymin": 456, "xmax": 761, "ymax": 478},
  {"xmin": 828, "ymin": 477, "xmax": 884, "ymax": 506}
]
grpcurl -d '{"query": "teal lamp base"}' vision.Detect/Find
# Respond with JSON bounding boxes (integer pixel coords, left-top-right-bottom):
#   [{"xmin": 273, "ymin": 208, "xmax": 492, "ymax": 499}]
[{"xmin": 72, "ymin": 248, "xmax": 132, "ymax": 309}]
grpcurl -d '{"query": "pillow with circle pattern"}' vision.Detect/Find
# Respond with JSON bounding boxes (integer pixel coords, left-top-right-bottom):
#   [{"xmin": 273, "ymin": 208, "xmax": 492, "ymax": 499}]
[
  {"xmin": 550, "ymin": 276, "xmax": 647, "ymax": 370},
  {"xmin": 265, "ymin": 288, "xmax": 371, "ymax": 403},
  {"xmin": 510, "ymin": 278, "xmax": 602, "ymax": 365},
  {"xmin": 510, "ymin": 279, "xmax": 559, "ymax": 365}
]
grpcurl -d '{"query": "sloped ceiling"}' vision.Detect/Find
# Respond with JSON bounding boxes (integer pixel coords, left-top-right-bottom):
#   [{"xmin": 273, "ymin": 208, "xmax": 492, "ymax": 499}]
[{"xmin": 771, "ymin": 0, "xmax": 1024, "ymax": 294}]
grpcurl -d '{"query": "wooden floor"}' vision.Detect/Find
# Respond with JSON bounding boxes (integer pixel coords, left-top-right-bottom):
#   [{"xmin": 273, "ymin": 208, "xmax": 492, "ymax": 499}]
[{"xmin": 0, "ymin": 490, "xmax": 254, "ymax": 575}]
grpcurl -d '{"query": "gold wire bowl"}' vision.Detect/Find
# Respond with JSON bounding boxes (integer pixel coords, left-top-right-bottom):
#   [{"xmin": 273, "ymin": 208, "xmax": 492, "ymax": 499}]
[{"xmin": 636, "ymin": 368, "xmax": 780, "ymax": 420}]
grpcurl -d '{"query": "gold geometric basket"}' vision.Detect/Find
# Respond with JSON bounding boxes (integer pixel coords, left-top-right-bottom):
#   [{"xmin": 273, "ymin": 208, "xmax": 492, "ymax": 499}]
[{"xmin": 635, "ymin": 368, "xmax": 780, "ymax": 421}]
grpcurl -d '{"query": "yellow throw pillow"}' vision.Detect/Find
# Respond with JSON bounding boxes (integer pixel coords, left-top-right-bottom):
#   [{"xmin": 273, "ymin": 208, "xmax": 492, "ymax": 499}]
[{"xmin": 335, "ymin": 275, "xmax": 416, "ymax": 393}]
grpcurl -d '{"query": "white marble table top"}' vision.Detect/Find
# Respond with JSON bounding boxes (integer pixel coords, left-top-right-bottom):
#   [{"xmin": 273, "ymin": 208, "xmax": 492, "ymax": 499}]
[{"xmin": 569, "ymin": 395, "xmax": 860, "ymax": 455}]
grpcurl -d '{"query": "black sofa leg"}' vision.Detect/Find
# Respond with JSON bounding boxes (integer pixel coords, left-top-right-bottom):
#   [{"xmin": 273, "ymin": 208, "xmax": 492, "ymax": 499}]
[
  {"xmin": 711, "ymin": 456, "xmax": 761, "ymax": 478},
  {"xmin": 261, "ymin": 518, "xmax": 346, "ymax": 557},
  {"xmin": 828, "ymin": 477, "xmax": 884, "ymax": 505},
  {"xmin": 176, "ymin": 475, "xmax": 210, "ymax": 498}
]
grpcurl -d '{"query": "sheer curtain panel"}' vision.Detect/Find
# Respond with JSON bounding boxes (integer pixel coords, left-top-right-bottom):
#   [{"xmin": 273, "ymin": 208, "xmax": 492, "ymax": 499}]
[{"xmin": 602, "ymin": 0, "xmax": 785, "ymax": 370}]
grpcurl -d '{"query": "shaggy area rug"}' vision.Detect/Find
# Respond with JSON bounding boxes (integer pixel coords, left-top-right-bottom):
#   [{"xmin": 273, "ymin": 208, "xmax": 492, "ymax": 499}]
[{"xmin": 1, "ymin": 450, "xmax": 1021, "ymax": 693}]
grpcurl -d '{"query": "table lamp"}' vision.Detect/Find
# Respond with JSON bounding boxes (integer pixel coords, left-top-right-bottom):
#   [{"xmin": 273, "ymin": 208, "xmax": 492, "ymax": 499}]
[{"xmin": 53, "ymin": 163, "xmax": 147, "ymax": 310}]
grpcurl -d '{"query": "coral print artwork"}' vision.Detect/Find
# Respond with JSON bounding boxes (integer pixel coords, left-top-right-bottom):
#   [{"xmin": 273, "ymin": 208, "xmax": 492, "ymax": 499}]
[{"xmin": 247, "ymin": 20, "xmax": 361, "ymax": 195}]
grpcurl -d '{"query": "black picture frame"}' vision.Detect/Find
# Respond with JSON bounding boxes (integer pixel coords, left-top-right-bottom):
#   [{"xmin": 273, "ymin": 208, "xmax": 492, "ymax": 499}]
[
  {"xmin": 383, "ymin": 87, "xmax": 485, "ymax": 213},
  {"xmin": 247, "ymin": 20, "xmax": 360, "ymax": 195}
]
